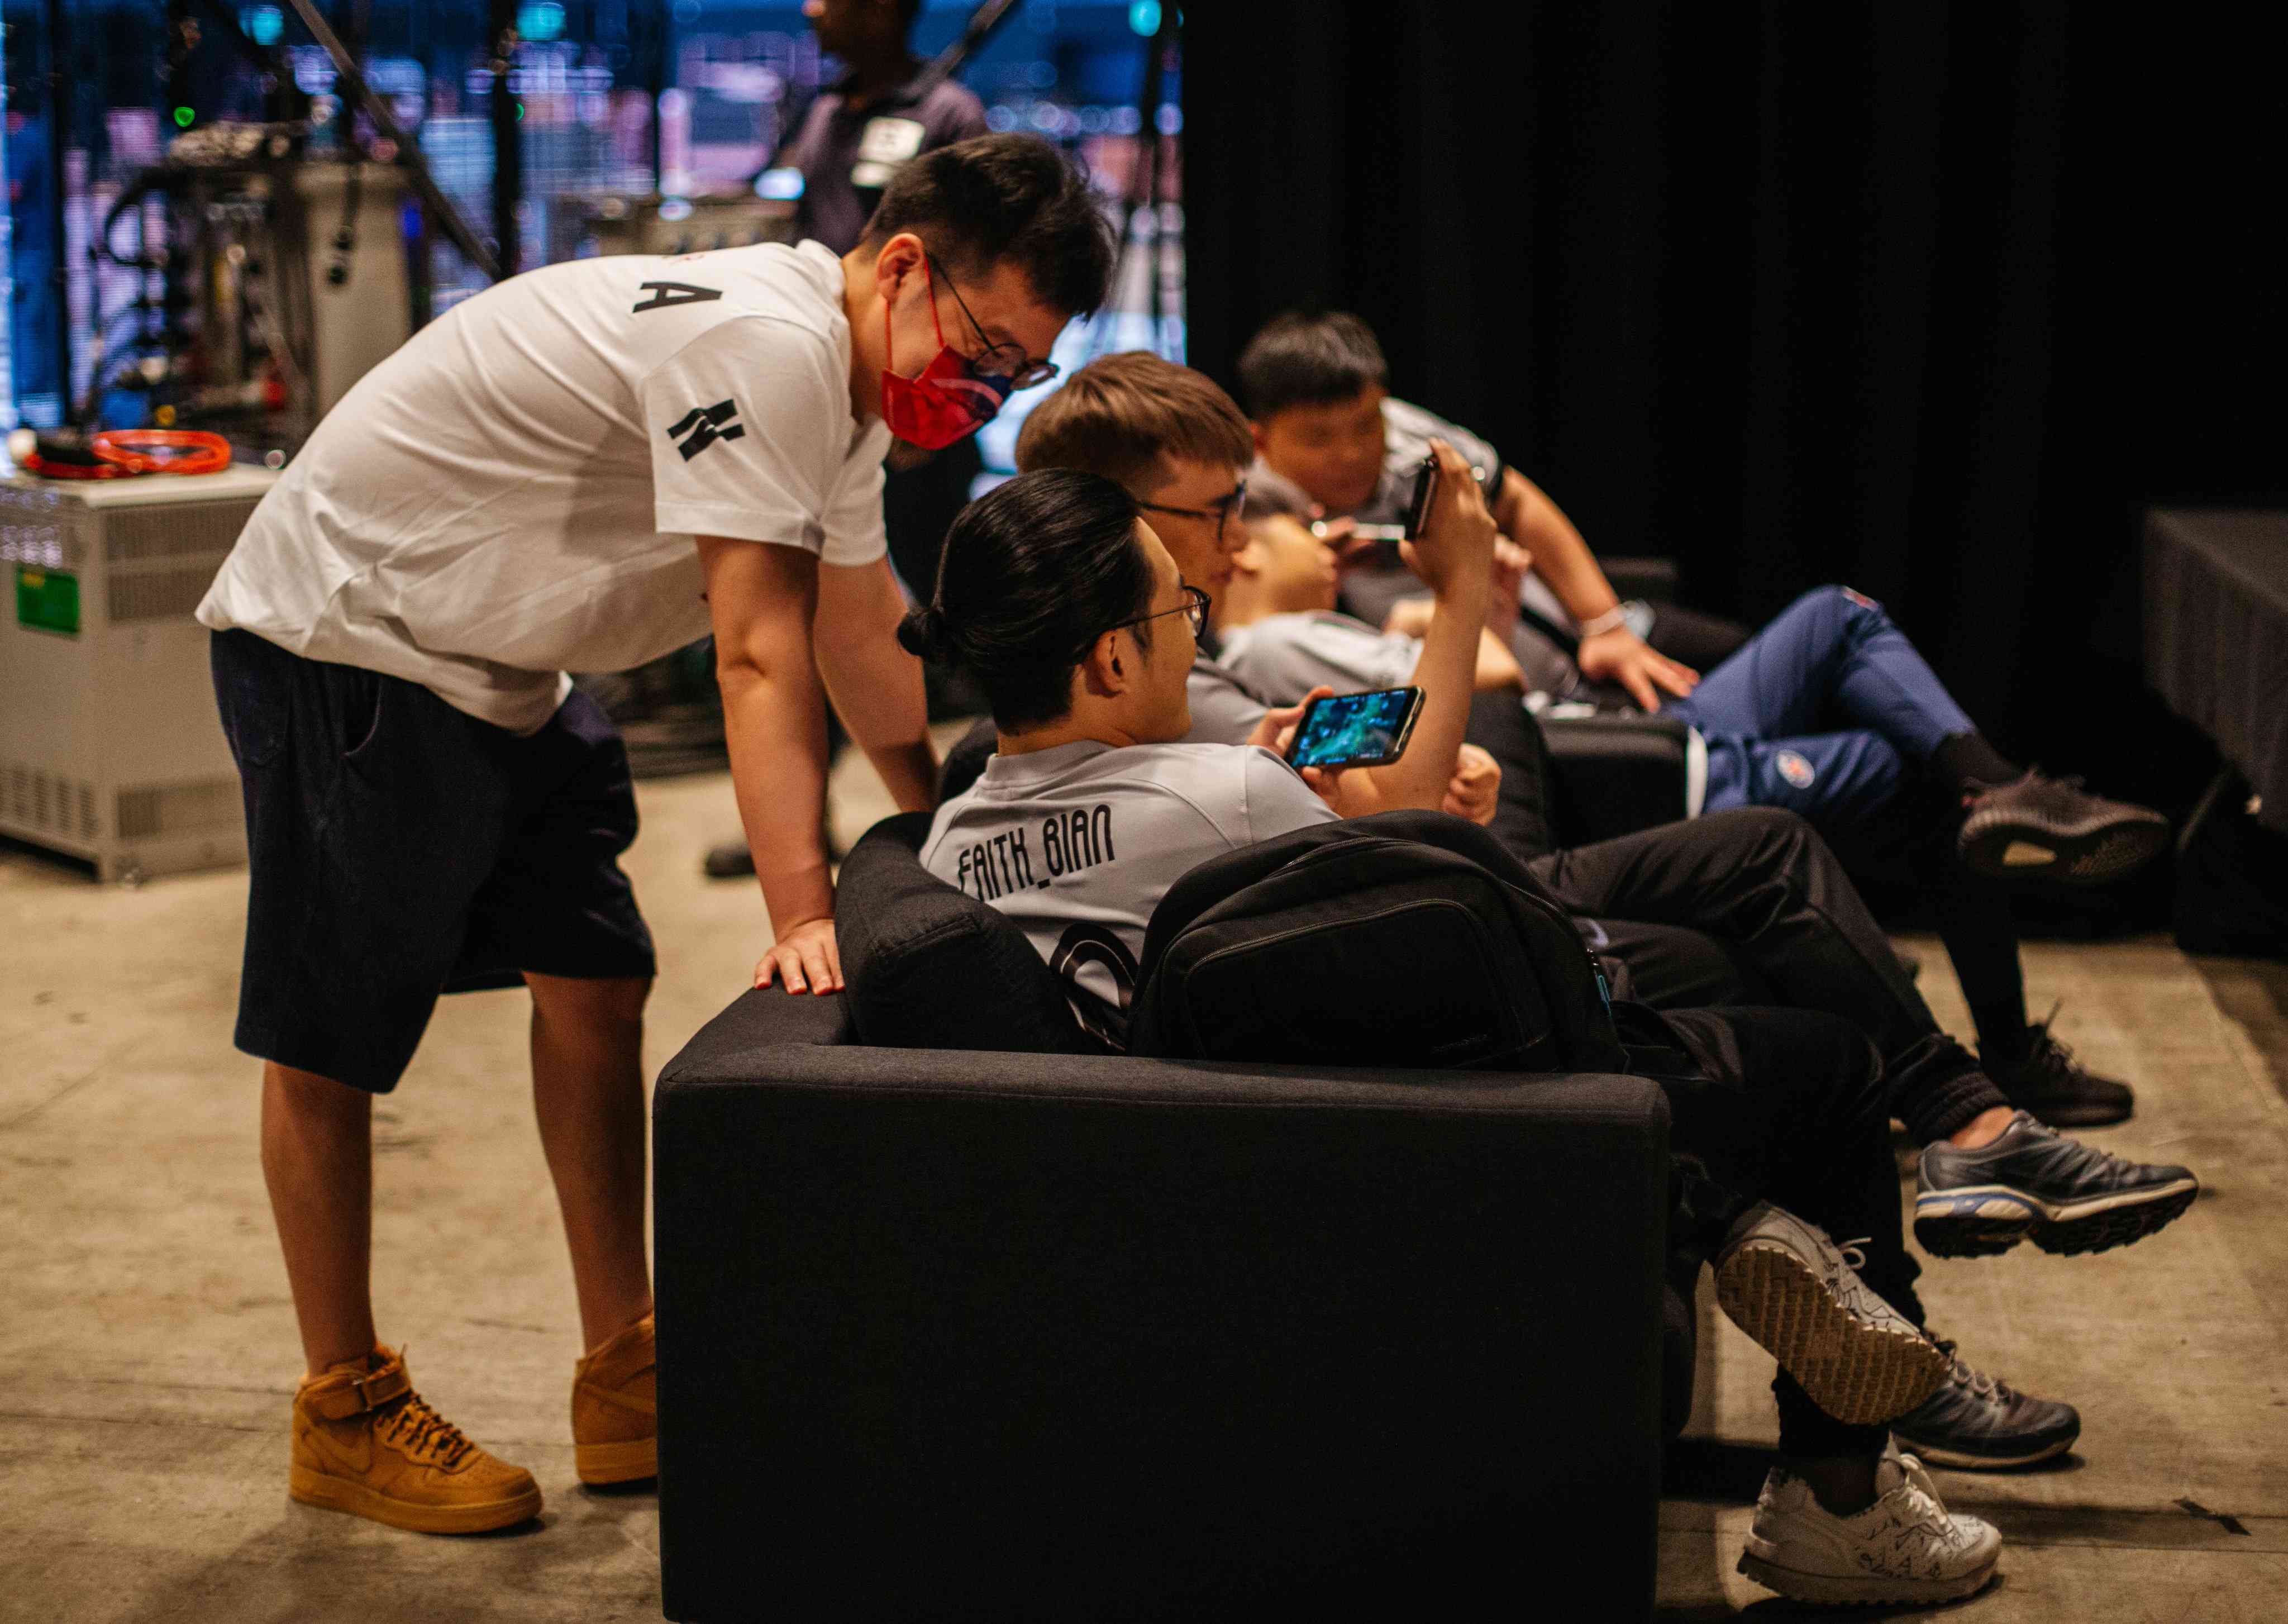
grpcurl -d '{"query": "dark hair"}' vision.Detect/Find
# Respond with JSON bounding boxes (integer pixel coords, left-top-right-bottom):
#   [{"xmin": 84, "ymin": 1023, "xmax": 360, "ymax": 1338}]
[
  {"xmin": 861, "ymin": 133, "xmax": 1116, "ymax": 320},
  {"xmin": 1234, "ymin": 310, "xmax": 1390, "ymax": 418},
  {"xmin": 1016, "ymin": 351, "xmax": 1254, "ymax": 492},
  {"xmin": 899, "ymin": 470, "xmax": 1153, "ymax": 732}
]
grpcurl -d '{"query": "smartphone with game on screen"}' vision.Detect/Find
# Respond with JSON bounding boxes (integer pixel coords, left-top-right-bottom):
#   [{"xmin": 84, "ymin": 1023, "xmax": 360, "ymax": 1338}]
[{"xmin": 1284, "ymin": 687, "xmax": 1426, "ymax": 770}]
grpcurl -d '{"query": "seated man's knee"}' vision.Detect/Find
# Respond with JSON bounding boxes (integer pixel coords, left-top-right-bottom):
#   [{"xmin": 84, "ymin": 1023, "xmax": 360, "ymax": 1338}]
[
  {"xmin": 1692, "ymin": 805, "xmax": 1821, "ymax": 874},
  {"xmin": 1775, "ymin": 583, "xmax": 1883, "ymax": 640}
]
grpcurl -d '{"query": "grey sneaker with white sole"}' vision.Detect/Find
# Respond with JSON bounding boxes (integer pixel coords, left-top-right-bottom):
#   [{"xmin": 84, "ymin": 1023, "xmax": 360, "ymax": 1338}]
[
  {"xmin": 1891, "ymin": 1340, "xmax": 2081, "ymax": 1469},
  {"xmin": 1714, "ymin": 1203, "xmax": 1951, "ymax": 1427}
]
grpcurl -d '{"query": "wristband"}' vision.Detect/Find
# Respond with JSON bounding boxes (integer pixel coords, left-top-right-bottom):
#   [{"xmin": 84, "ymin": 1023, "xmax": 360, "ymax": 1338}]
[{"xmin": 1577, "ymin": 603, "xmax": 1634, "ymax": 640}]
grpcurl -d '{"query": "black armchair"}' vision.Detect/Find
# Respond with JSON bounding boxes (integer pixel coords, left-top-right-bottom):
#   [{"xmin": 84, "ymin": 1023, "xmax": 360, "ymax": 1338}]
[{"xmin": 651, "ymin": 818, "xmax": 1685, "ymax": 1622}]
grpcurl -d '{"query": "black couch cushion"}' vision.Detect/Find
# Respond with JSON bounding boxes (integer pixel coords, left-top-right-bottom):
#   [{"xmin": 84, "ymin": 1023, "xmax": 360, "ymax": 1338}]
[
  {"xmin": 655, "ymin": 1026, "xmax": 1673, "ymax": 1622},
  {"xmin": 836, "ymin": 812, "xmax": 1103, "ymax": 1055}
]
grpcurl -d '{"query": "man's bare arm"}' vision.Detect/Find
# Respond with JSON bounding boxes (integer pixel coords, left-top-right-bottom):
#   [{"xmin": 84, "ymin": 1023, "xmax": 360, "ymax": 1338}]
[
  {"xmin": 699, "ymin": 536, "xmax": 840, "ymax": 993},
  {"xmin": 815, "ymin": 555, "xmax": 937, "ymax": 815},
  {"xmin": 1496, "ymin": 466, "xmax": 1698, "ymax": 709},
  {"xmin": 1305, "ymin": 441, "xmax": 1496, "ymax": 817}
]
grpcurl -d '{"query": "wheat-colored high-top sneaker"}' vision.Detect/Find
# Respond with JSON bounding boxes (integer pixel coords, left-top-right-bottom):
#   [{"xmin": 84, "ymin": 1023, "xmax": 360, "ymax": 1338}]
[
  {"xmin": 289, "ymin": 1346, "xmax": 542, "ymax": 1534},
  {"xmin": 571, "ymin": 1312, "xmax": 657, "ymax": 1485}
]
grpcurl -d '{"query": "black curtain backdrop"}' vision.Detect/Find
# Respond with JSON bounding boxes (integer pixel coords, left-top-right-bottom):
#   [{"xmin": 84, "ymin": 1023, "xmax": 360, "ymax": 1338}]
[{"xmin": 1183, "ymin": 6, "xmax": 2286, "ymax": 771}]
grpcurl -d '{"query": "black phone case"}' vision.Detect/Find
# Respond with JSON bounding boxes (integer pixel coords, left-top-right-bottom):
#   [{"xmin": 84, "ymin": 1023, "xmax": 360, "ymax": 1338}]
[
  {"xmin": 1403, "ymin": 455, "xmax": 1440, "ymax": 540},
  {"xmin": 1285, "ymin": 688, "xmax": 1427, "ymax": 770}
]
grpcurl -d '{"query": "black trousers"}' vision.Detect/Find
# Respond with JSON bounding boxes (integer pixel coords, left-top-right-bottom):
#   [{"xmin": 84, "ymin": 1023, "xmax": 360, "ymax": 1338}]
[
  {"xmin": 1645, "ymin": 1003, "xmax": 1924, "ymax": 1461},
  {"xmin": 1469, "ymin": 693, "xmax": 2008, "ymax": 1145}
]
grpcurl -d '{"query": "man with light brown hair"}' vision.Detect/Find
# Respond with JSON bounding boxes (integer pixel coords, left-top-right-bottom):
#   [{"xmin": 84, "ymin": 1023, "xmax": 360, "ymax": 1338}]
[{"xmin": 1014, "ymin": 352, "xmax": 1503, "ymax": 818}]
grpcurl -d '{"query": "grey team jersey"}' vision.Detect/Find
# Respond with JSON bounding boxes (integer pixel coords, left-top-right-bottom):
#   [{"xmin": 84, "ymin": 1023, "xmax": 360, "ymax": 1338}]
[
  {"xmin": 1184, "ymin": 649, "xmax": 1274, "ymax": 744},
  {"xmin": 919, "ymin": 740, "xmax": 1338, "ymax": 1044},
  {"xmin": 1213, "ymin": 611, "xmax": 1424, "ymax": 706}
]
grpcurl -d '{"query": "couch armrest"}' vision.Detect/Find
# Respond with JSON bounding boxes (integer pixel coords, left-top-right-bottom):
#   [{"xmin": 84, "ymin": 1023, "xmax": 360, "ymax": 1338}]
[
  {"xmin": 1541, "ymin": 711, "xmax": 1695, "ymax": 844},
  {"xmin": 655, "ymin": 1018, "xmax": 1670, "ymax": 1621},
  {"xmin": 664, "ymin": 985, "xmax": 854, "ymax": 1074}
]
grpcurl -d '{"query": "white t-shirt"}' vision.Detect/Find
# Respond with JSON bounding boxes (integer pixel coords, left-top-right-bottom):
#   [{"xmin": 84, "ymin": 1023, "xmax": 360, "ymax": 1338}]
[
  {"xmin": 920, "ymin": 740, "xmax": 1339, "ymax": 1042},
  {"xmin": 199, "ymin": 239, "xmax": 894, "ymax": 732}
]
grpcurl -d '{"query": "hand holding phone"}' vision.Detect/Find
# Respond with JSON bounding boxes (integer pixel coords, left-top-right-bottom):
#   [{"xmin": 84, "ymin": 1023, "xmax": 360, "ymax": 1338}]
[
  {"xmin": 1405, "ymin": 439, "xmax": 1498, "ymax": 597},
  {"xmin": 1284, "ymin": 687, "xmax": 1426, "ymax": 770}
]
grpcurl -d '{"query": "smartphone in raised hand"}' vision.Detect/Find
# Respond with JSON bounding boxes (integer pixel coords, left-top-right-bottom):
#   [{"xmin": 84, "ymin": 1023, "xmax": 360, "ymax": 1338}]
[{"xmin": 1403, "ymin": 454, "xmax": 1441, "ymax": 542}]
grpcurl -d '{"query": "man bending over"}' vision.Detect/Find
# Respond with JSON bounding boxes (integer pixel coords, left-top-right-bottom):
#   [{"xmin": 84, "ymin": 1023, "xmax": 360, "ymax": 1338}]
[{"xmin": 197, "ymin": 133, "xmax": 1110, "ymax": 1533}]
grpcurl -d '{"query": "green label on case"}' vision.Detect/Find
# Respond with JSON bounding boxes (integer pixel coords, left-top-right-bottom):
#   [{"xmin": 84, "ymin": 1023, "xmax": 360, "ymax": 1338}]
[{"xmin": 16, "ymin": 566, "xmax": 80, "ymax": 635}]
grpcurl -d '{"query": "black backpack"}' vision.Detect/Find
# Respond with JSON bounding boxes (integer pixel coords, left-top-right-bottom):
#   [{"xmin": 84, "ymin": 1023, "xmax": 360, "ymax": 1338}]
[{"xmin": 1128, "ymin": 810, "xmax": 1629, "ymax": 1074}]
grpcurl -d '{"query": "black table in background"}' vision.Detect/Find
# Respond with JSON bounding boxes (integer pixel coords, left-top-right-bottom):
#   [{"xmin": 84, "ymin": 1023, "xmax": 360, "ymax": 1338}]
[{"xmin": 2144, "ymin": 509, "xmax": 2288, "ymax": 834}]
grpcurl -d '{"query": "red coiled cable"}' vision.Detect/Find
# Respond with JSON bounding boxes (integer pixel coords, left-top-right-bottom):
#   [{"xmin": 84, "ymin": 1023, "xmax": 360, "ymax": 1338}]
[{"xmin": 92, "ymin": 430, "xmax": 233, "ymax": 475}]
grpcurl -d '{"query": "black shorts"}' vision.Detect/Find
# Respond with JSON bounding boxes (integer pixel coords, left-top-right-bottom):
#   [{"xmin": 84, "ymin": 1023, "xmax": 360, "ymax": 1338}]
[{"xmin": 211, "ymin": 629, "xmax": 656, "ymax": 1094}]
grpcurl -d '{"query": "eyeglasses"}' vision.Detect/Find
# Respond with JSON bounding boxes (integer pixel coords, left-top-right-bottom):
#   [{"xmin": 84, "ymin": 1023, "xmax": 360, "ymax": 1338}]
[
  {"xmin": 930, "ymin": 254, "xmax": 1060, "ymax": 392},
  {"xmin": 1102, "ymin": 584, "xmax": 1210, "ymax": 644},
  {"xmin": 1138, "ymin": 479, "xmax": 1249, "ymax": 534}
]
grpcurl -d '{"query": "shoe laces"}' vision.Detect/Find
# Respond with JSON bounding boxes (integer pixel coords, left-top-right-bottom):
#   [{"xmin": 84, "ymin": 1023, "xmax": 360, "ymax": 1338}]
[
  {"xmin": 374, "ymin": 1375, "xmax": 475, "ymax": 1470},
  {"xmin": 1930, "ymin": 1337, "xmax": 2019, "ymax": 1405},
  {"xmin": 2018, "ymin": 1001, "xmax": 2121, "ymax": 1115},
  {"xmin": 1837, "ymin": 1236, "xmax": 1871, "ymax": 1273}
]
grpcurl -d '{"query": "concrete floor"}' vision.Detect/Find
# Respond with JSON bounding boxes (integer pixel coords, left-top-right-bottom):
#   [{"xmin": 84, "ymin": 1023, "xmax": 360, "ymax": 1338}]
[{"xmin": 3, "ymin": 755, "xmax": 2285, "ymax": 1622}]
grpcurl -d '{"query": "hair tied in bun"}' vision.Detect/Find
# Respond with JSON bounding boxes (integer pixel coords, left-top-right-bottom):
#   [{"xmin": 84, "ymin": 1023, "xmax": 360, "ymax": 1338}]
[{"xmin": 897, "ymin": 605, "xmax": 949, "ymax": 661}]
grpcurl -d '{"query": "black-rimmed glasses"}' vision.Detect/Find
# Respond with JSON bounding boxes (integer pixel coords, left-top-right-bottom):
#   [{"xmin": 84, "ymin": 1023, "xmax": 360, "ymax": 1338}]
[
  {"xmin": 1138, "ymin": 478, "xmax": 1249, "ymax": 533},
  {"xmin": 1102, "ymin": 584, "xmax": 1210, "ymax": 644},
  {"xmin": 930, "ymin": 254, "xmax": 1061, "ymax": 391}
]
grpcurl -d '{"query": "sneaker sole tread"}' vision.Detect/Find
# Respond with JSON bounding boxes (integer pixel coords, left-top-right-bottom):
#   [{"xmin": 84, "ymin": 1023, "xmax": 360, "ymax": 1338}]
[
  {"xmin": 1915, "ymin": 1177, "xmax": 2196, "ymax": 1259},
  {"xmin": 1889, "ymin": 1430, "xmax": 2078, "ymax": 1470},
  {"xmin": 1960, "ymin": 813, "xmax": 2167, "ymax": 887},
  {"xmin": 1715, "ymin": 1243, "xmax": 1951, "ymax": 1426},
  {"xmin": 289, "ymin": 1463, "xmax": 543, "ymax": 1535},
  {"xmin": 1738, "ymin": 1548, "xmax": 1999, "ymax": 1606}
]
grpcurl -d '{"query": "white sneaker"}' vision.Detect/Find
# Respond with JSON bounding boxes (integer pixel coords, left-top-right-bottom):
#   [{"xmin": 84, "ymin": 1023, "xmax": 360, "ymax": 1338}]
[
  {"xmin": 1738, "ymin": 1447, "xmax": 2001, "ymax": 1606},
  {"xmin": 1714, "ymin": 1202, "xmax": 1951, "ymax": 1426}
]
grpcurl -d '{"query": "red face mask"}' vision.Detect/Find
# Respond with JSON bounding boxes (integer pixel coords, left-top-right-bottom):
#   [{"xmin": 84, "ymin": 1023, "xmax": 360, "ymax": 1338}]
[{"xmin": 879, "ymin": 259, "xmax": 1014, "ymax": 450}]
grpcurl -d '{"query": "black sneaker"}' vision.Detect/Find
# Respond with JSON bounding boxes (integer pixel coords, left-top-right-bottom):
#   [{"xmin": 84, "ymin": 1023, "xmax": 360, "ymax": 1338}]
[
  {"xmin": 1891, "ymin": 1340, "xmax": 2080, "ymax": 1470},
  {"xmin": 1991, "ymin": 1005, "xmax": 2134, "ymax": 1127},
  {"xmin": 702, "ymin": 839, "xmax": 756, "ymax": 880},
  {"xmin": 1958, "ymin": 771, "xmax": 2168, "ymax": 885},
  {"xmin": 1915, "ymin": 1111, "xmax": 2198, "ymax": 1258}
]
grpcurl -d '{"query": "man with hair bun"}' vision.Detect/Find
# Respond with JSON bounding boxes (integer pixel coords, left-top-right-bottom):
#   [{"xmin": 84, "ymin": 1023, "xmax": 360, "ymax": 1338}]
[{"xmin": 196, "ymin": 131, "xmax": 1109, "ymax": 1533}]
